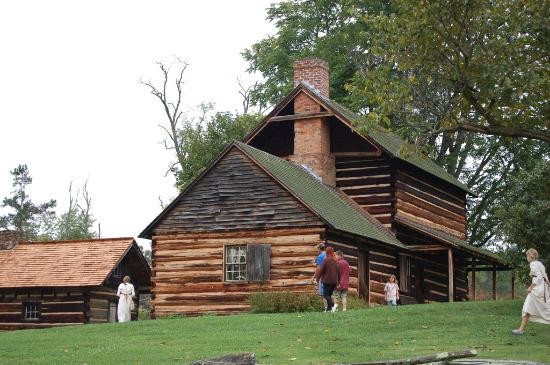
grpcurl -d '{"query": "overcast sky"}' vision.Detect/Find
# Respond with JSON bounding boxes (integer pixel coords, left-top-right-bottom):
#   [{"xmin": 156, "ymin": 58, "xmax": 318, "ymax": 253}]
[{"xmin": 0, "ymin": 1, "xmax": 276, "ymax": 242}]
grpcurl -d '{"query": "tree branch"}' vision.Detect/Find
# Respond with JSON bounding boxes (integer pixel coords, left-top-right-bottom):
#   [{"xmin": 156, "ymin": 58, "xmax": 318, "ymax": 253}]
[{"xmin": 448, "ymin": 120, "xmax": 550, "ymax": 143}]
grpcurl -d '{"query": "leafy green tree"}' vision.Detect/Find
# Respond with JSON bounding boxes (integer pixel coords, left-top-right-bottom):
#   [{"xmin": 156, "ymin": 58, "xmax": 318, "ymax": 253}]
[
  {"xmin": 0, "ymin": 164, "xmax": 57, "ymax": 241},
  {"xmin": 357, "ymin": 0, "xmax": 549, "ymax": 142},
  {"xmin": 463, "ymin": 137, "xmax": 549, "ymax": 247},
  {"xmin": 177, "ymin": 111, "xmax": 261, "ymax": 188},
  {"xmin": 496, "ymin": 160, "xmax": 550, "ymax": 270},
  {"xmin": 243, "ymin": 0, "xmax": 389, "ymax": 109},
  {"xmin": 139, "ymin": 244, "xmax": 152, "ymax": 266}
]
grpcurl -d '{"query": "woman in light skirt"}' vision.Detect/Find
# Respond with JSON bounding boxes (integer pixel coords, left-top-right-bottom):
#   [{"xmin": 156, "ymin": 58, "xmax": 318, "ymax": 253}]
[
  {"xmin": 512, "ymin": 249, "xmax": 550, "ymax": 334},
  {"xmin": 117, "ymin": 275, "xmax": 135, "ymax": 323}
]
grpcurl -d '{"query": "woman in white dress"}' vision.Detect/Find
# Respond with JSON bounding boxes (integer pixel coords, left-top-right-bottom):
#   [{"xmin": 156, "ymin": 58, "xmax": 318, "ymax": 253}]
[
  {"xmin": 512, "ymin": 248, "xmax": 550, "ymax": 335},
  {"xmin": 117, "ymin": 275, "xmax": 135, "ymax": 323}
]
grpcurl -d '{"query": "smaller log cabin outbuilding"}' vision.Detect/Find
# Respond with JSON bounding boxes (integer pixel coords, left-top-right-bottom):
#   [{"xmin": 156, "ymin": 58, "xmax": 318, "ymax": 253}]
[
  {"xmin": 0, "ymin": 236, "xmax": 151, "ymax": 330},
  {"xmin": 140, "ymin": 58, "xmax": 509, "ymax": 317}
]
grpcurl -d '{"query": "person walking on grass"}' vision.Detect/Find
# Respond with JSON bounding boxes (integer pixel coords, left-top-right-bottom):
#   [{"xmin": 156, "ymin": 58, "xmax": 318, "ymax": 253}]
[
  {"xmin": 117, "ymin": 275, "xmax": 135, "ymax": 322},
  {"xmin": 384, "ymin": 274, "xmax": 399, "ymax": 307},
  {"xmin": 334, "ymin": 250, "xmax": 350, "ymax": 312},
  {"xmin": 512, "ymin": 248, "xmax": 550, "ymax": 335},
  {"xmin": 313, "ymin": 247, "xmax": 339, "ymax": 312},
  {"xmin": 312, "ymin": 243, "xmax": 327, "ymax": 311}
]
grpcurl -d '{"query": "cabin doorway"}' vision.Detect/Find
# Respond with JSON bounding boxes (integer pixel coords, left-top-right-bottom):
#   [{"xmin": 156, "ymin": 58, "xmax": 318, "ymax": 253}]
[
  {"xmin": 414, "ymin": 261, "xmax": 425, "ymax": 303},
  {"xmin": 358, "ymin": 251, "xmax": 370, "ymax": 303},
  {"xmin": 108, "ymin": 302, "xmax": 117, "ymax": 323}
]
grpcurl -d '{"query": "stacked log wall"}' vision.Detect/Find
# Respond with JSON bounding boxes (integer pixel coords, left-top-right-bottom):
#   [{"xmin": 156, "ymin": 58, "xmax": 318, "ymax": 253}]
[
  {"xmin": 454, "ymin": 254, "xmax": 469, "ymax": 301},
  {"xmin": 412, "ymin": 252, "xmax": 450, "ymax": 302},
  {"xmin": 336, "ymin": 155, "xmax": 394, "ymax": 228},
  {"xmin": 0, "ymin": 288, "xmax": 86, "ymax": 330},
  {"xmin": 394, "ymin": 163, "xmax": 467, "ymax": 239},
  {"xmin": 396, "ymin": 226, "xmax": 469, "ymax": 302},
  {"xmin": 151, "ymin": 228, "xmax": 324, "ymax": 317}
]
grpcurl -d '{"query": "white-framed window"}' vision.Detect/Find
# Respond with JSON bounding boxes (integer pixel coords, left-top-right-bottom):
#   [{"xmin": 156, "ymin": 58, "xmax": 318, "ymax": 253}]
[
  {"xmin": 225, "ymin": 245, "xmax": 247, "ymax": 281},
  {"xmin": 113, "ymin": 264, "xmax": 122, "ymax": 278},
  {"xmin": 224, "ymin": 244, "xmax": 271, "ymax": 283},
  {"xmin": 24, "ymin": 302, "xmax": 40, "ymax": 320}
]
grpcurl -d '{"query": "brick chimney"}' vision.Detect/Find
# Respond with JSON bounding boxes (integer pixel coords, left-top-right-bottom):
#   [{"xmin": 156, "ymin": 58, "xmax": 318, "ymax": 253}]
[
  {"xmin": 290, "ymin": 58, "xmax": 335, "ymax": 186},
  {"xmin": 293, "ymin": 58, "xmax": 329, "ymax": 98}
]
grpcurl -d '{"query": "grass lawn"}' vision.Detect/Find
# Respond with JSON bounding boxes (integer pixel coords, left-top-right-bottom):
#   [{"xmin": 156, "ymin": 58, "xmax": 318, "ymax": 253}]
[{"xmin": 0, "ymin": 300, "xmax": 548, "ymax": 364}]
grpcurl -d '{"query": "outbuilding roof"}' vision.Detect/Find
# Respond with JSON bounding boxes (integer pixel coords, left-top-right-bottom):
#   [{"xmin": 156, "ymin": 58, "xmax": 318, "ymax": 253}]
[{"xmin": 0, "ymin": 237, "xmax": 144, "ymax": 288}]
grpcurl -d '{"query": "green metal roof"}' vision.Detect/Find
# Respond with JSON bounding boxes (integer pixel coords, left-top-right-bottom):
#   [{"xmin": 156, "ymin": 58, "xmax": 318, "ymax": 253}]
[
  {"xmin": 236, "ymin": 142, "xmax": 405, "ymax": 249},
  {"xmin": 315, "ymin": 91, "xmax": 473, "ymax": 195},
  {"xmin": 395, "ymin": 216, "xmax": 507, "ymax": 266}
]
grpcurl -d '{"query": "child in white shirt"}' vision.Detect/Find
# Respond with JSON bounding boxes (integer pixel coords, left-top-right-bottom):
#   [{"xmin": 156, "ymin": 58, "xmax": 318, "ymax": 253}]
[{"xmin": 384, "ymin": 274, "xmax": 400, "ymax": 306}]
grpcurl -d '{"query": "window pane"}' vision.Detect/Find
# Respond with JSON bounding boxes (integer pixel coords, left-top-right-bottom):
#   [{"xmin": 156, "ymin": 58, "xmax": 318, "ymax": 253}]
[
  {"xmin": 225, "ymin": 245, "xmax": 247, "ymax": 281},
  {"xmin": 25, "ymin": 303, "xmax": 39, "ymax": 319}
]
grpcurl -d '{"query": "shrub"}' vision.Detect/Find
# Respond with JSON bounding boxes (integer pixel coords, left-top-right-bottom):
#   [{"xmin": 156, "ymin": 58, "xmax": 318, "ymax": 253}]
[
  {"xmin": 346, "ymin": 294, "xmax": 370, "ymax": 310},
  {"xmin": 138, "ymin": 307, "xmax": 151, "ymax": 320},
  {"xmin": 249, "ymin": 291, "xmax": 324, "ymax": 313}
]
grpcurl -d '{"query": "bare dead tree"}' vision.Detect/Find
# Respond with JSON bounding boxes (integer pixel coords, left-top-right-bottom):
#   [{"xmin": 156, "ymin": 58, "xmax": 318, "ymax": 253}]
[
  {"xmin": 140, "ymin": 58, "xmax": 189, "ymax": 175},
  {"xmin": 66, "ymin": 182, "xmax": 77, "ymax": 221},
  {"xmin": 58, "ymin": 181, "xmax": 95, "ymax": 239},
  {"xmin": 158, "ymin": 196, "xmax": 166, "ymax": 210},
  {"xmin": 76, "ymin": 180, "xmax": 92, "ymax": 231},
  {"xmin": 238, "ymin": 78, "xmax": 258, "ymax": 115},
  {"xmin": 237, "ymin": 78, "xmax": 269, "ymax": 114}
]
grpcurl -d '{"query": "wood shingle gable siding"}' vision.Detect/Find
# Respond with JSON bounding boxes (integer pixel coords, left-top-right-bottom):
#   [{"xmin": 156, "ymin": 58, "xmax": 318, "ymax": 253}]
[{"xmin": 149, "ymin": 147, "xmax": 324, "ymax": 236}]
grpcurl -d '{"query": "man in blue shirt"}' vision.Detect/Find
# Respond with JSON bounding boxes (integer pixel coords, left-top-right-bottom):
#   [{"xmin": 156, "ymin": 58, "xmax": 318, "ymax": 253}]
[{"xmin": 312, "ymin": 243, "xmax": 327, "ymax": 311}]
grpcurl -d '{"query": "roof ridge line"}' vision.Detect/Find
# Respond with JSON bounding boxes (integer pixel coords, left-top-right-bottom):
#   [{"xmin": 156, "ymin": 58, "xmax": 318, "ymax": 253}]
[
  {"xmin": 236, "ymin": 141, "xmax": 395, "ymax": 237},
  {"xmin": 235, "ymin": 142, "xmax": 405, "ymax": 249},
  {"xmin": 20, "ymin": 237, "xmax": 135, "ymax": 244}
]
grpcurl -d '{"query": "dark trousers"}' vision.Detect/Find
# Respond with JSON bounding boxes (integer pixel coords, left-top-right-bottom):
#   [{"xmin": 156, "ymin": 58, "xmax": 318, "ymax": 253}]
[{"xmin": 323, "ymin": 283, "xmax": 337, "ymax": 310}]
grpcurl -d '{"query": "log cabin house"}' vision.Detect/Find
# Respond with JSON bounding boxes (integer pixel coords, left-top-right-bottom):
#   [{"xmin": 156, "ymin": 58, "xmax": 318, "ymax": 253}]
[
  {"xmin": 0, "ymin": 236, "xmax": 151, "ymax": 330},
  {"xmin": 140, "ymin": 58, "xmax": 509, "ymax": 317}
]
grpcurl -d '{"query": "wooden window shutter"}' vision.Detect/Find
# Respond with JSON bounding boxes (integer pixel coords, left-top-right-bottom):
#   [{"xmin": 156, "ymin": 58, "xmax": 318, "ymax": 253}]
[{"xmin": 247, "ymin": 244, "xmax": 271, "ymax": 282}]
